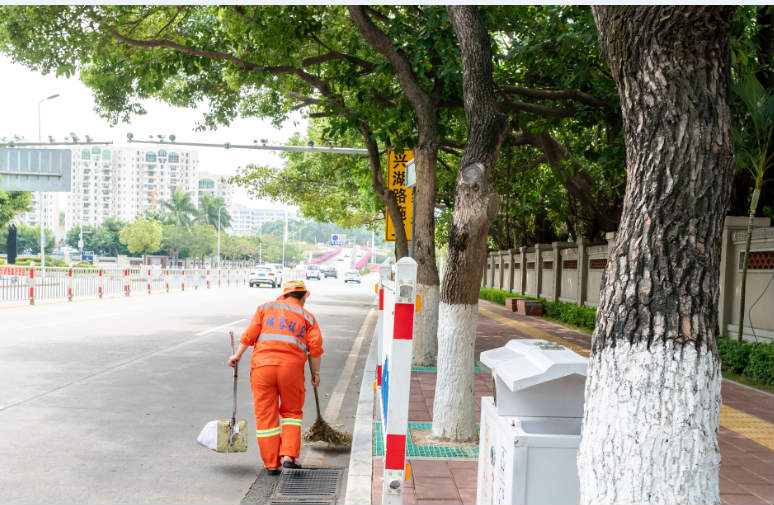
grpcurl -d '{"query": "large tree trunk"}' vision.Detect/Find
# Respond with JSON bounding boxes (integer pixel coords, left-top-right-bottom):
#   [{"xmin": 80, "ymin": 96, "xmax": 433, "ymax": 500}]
[
  {"xmin": 412, "ymin": 135, "xmax": 441, "ymax": 366},
  {"xmin": 580, "ymin": 7, "xmax": 736, "ymax": 504},
  {"xmin": 432, "ymin": 6, "xmax": 508, "ymax": 442},
  {"xmin": 348, "ymin": 5, "xmax": 440, "ymax": 366}
]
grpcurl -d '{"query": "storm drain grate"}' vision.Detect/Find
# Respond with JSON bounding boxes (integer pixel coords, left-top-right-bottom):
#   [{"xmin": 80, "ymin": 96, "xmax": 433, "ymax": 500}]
[{"xmin": 275, "ymin": 468, "xmax": 342, "ymax": 498}]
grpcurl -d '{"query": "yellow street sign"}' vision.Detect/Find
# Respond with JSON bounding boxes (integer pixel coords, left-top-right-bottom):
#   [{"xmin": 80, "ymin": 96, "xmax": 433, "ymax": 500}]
[{"xmin": 385, "ymin": 148, "xmax": 413, "ymax": 241}]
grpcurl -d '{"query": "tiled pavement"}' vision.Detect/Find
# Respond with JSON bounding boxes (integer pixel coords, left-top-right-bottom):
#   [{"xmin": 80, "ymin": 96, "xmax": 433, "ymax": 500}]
[{"xmin": 370, "ymin": 299, "xmax": 774, "ymax": 505}]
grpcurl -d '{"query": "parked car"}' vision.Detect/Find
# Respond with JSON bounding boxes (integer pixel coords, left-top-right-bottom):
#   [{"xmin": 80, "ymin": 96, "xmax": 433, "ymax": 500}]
[
  {"xmin": 344, "ymin": 270, "xmax": 361, "ymax": 284},
  {"xmin": 249, "ymin": 265, "xmax": 281, "ymax": 288},
  {"xmin": 321, "ymin": 266, "xmax": 337, "ymax": 279},
  {"xmin": 305, "ymin": 264, "xmax": 321, "ymax": 280}
]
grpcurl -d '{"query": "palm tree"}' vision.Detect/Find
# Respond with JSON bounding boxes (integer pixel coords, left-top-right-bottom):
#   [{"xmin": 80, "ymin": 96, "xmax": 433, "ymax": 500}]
[
  {"xmin": 199, "ymin": 194, "xmax": 231, "ymax": 231},
  {"xmin": 733, "ymin": 70, "xmax": 773, "ymax": 342},
  {"xmin": 162, "ymin": 187, "xmax": 199, "ymax": 230}
]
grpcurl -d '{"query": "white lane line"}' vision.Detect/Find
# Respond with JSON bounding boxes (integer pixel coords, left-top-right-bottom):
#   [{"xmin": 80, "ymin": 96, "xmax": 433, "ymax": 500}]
[
  {"xmin": 323, "ymin": 307, "xmax": 377, "ymax": 420},
  {"xmin": 195, "ymin": 319, "xmax": 247, "ymax": 337},
  {"xmin": 5, "ymin": 312, "xmax": 120, "ymax": 331}
]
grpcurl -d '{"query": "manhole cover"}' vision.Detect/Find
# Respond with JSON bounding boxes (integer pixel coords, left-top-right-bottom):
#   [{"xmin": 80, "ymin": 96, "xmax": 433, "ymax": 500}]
[{"xmin": 274, "ymin": 468, "xmax": 342, "ymax": 499}]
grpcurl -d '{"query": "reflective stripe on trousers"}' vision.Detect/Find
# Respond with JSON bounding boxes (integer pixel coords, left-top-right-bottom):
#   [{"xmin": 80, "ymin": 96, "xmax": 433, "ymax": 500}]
[{"xmin": 256, "ymin": 426, "xmax": 281, "ymax": 438}]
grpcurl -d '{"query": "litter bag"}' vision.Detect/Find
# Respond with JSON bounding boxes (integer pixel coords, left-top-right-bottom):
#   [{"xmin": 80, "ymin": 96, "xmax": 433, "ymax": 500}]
[{"xmin": 197, "ymin": 419, "xmax": 248, "ymax": 453}]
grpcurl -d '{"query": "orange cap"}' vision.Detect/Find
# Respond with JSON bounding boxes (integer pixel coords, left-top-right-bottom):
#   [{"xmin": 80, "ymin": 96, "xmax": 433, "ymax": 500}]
[{"xmin": 282, "ymin": 279, "xmax": 308, "ymax": 295}]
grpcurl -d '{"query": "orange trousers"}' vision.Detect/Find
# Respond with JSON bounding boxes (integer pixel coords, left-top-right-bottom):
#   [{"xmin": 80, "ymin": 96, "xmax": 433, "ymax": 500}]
[{"xmin": 250, "ymin": 364, "xmax": 305, "ymax": 469}]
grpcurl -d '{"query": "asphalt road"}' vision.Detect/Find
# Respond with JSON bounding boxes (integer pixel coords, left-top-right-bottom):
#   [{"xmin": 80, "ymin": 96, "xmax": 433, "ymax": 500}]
[{"xmin": 0, "ymin": 269, "xmax": 377, "ymax": 504}]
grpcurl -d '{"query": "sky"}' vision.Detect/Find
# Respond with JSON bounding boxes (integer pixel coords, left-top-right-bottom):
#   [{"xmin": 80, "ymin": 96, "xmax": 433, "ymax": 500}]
[{"xmin": 0, "ymin": 55, "xmax": 307, "ymax": 209}]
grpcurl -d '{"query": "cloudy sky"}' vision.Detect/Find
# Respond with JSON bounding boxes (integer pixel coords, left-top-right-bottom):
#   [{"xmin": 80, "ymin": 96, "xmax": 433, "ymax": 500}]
[{"xmin": 0, "ymin": 55, "xmax": 307, "ymax": 208}]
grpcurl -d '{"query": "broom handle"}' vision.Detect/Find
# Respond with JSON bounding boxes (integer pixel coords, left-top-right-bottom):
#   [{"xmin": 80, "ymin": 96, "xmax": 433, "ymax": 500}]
[
  {"xmin": 307, "ymin": 352, "xmax": 322, "ymax": 418},
  {"xmin": 230, "ymin": 331, "xmax": 237, "ymax": 426}
]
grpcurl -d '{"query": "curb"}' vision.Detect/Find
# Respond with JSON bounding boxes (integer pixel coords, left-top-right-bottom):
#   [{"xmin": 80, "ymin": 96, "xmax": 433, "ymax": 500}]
[{"xmin": 344, "ymin": 327, "xmax": 377, "ymax": 505}]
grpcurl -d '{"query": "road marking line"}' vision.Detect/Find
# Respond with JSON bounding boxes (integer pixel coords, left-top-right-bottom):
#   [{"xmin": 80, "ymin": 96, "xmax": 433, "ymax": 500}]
[
  {"xmin": 478, "ymin": 306, "xmax": 774, "ymax": 450},
  {"xmin": 195, "ymin": 319, "xmax": 246, "ymax": 336},
  {"xmin": 324, "ymin": 307, "xmax": 377, "ymax": 421}
]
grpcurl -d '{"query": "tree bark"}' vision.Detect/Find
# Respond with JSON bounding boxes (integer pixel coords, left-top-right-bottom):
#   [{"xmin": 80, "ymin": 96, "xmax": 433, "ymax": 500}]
[
  {"xmin": 580, "ymin": 7, "xmax": 736, "ymax": 504},
  {"xmin": 348, "ymin": 6, "xmax": 440, "ymax": 365},
  {"xmin": 432, "ymin": 6, "xmax": 508, "ymax": 442}
]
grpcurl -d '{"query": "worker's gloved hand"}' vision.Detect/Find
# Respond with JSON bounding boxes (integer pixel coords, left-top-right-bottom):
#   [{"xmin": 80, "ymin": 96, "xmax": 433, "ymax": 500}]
[
  {"xmin": 311, "ymin": 372, "xmax": 321, "ymax": 387},
  {"xmin": 227, "ymin": 355, "xmax": 240, "ymax": 367}
]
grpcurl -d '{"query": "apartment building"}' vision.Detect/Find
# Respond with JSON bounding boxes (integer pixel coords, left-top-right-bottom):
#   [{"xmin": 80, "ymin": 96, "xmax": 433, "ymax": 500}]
[{"xmin": 230, "ymin": 204, "xmax": 296, "ymax": 235}]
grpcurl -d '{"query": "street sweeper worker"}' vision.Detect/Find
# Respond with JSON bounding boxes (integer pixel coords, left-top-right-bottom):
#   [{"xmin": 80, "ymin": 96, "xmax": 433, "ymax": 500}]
[{"xmin": 227, "ymin": 279, "xmax": 323, "ymax": 475}]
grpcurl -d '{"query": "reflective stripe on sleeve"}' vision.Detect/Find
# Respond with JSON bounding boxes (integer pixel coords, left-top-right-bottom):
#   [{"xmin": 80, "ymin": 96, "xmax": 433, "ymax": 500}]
[
  {"xmin": 258, "ymin": 333, "xmax": 309, "ymax": 353},
  {"xmin": 256, "ymin": 427, "xmax": 281, "ymax": 438}
]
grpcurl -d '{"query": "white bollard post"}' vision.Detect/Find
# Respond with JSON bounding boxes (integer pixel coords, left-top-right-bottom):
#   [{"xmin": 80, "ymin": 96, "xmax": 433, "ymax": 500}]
[
  {"xmin": 381, "ymin": 257, "xmax": 417, "ymax": 505},
  {"xmin": 206, "ymin": 269, "xmax": 211, "ymax": 289},
  {"xmin": 165, "ymin": 269, "xmax": 169, "ymax": 293},
  {"xmin": 376, "ymin": 264, "xmax": 391, "ymax": 390},
  {"xmin": 67, "ymin": 268, "xmax": 73, "ymax": 301},
  {"xmin": 98, "ymin": 269, "xmax": 103, "ymax": 299},
  {"xmin": 147, "ymin": 268, "xmax": 151, "ymax": 295},
  {"xmin": 124, "ymin": 268, "xmax": 130, "ymax": 296}
]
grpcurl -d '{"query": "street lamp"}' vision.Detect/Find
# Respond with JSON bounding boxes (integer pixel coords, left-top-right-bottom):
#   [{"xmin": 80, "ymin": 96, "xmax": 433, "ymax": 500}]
[
  {"xmin": 37, "ymin": 93, "xmax": 60, "ymax": 271},
  {"xmin": 216, "ymin": 205, "xmax": 226, "ymax": 268}
]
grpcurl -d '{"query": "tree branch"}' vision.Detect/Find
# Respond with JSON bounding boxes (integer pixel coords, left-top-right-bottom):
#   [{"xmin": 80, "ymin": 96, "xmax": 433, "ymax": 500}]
[
  {"xmin": 499, "ymin": 84, "xmax": 613, "ymax": 111},
  {"xmin": 499, "ymin": 97, "xmax": 575, "ymax": 118}
]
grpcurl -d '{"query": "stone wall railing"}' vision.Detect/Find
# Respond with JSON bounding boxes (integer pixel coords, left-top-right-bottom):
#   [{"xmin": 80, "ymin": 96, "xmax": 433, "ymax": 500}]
[{"xmin": 482, "ymin": 216, "xmax": 774, "ymax": 341}]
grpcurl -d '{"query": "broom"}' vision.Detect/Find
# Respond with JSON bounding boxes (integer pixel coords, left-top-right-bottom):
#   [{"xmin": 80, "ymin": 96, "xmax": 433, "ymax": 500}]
[{"xmin": 302, "ymin": 352, "xmax": 352, "ymax": 447}]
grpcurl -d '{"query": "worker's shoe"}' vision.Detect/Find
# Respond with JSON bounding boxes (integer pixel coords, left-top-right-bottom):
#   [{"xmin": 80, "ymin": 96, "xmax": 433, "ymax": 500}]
[
  {"xmin": 281, "ymin": 457, "xmax": 301, "ymax": 469},
  {"xmin": 266, "ymin": 467, "xmax": 281, "ymax": 476}
]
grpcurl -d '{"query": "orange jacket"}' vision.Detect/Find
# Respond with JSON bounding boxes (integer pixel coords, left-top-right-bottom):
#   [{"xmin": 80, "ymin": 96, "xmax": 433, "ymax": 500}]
[{"xmin": 240, "ymin": 295, "xmax": 323, "ymax": 369}]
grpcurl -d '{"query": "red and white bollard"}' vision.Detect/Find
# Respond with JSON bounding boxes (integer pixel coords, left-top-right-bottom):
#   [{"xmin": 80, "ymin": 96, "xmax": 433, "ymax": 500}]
[
  {"xmin": 165, "ymin": 269, "xmax": 169, "ymax": 292},
  {"xmin": 147, "ymin": 268, "xmax": 152, "ymax": 295},
  {"xmin": 98, "ymin": 269, "xmax": 103, "ymax": 299},
  {"xmin": 124, "ymin": 268, "xmax": 130, "ymax": 296},
  {"xmin": 376, "ymin": 264, "xmax": 391, "ymax": 388},
  {"xmin": 181, "ymin": 270, "xmax": 185, "ymax": 291},
  {"xmin": 379, "ymin": 257, "xmax": 417, "ymax": 505},
  {"xmin": 67, "ymin": 268, "xmax": 73, "ymax": 301},
  {"xmin": 28, "ymin": 267, "xmax": 35, "ymax": 305},
  {"xmin": 206, "ymin": 269, "xmax": 211, "ymax": 289}
]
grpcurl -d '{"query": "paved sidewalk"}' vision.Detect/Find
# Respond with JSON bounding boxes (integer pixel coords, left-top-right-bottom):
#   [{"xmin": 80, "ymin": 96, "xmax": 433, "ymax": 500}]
[{"xmin": 369, "ymin": 299, "xmax": 774, "ymax": 505}]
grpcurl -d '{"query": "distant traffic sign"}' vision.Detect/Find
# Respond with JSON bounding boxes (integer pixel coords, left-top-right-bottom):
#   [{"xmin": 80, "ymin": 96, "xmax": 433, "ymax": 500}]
[
  {"xmin": 81, "ymin": 251, "xmax": 94, "ymax": 265},
  {"xmin": 330, "ymin": 234, "xmax": 347, "ymax": 246},
  {"xmin": 0, "ymin": 148, "xmax": 71, "ymax": 192}
]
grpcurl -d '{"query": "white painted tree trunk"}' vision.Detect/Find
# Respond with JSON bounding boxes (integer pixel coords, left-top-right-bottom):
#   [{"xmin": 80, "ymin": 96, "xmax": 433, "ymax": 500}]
[
  {"xmin": 412, "ymin": 283, "xmax": 439, "ymax": 366},
  {"xmin": 430, "ymin": 302, "xmax": 478, "ymax": 441},
  {"xmin": 578, "ymin": 339, "xmax": 722, "ymax": 505}
]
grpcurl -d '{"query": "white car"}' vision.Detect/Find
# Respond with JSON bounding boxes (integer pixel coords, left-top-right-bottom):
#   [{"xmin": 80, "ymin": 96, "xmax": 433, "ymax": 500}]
[
  {"xmin": 249, "ymin": 265, "xmax": 281, "ymax": 288},
  {"xmin": 305, "ymin": 264, "xmax": 321, "ymax": 280},
  {"xmin": 344, "ymin": 270, "xmax": 361, "ymax": 284}
]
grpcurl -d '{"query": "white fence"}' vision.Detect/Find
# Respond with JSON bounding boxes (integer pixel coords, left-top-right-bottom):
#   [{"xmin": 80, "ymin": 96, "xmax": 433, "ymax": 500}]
[
  {"xmin": 482, "ymin": 216, "xmax": 774, "ymax": 340},
  {"xmin": 376, "ymin": 258, "xmax": 418, "ymax": 505},
  {"xmin": 0, "ymin": 266, "xmax": 255, "ymax": 306}
]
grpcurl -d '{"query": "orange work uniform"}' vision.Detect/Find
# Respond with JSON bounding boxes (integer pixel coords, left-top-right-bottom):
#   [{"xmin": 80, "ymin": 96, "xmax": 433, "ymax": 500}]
[{"xmin": 240, "ymin": 295, "xmax": 323, "ymax": 469}]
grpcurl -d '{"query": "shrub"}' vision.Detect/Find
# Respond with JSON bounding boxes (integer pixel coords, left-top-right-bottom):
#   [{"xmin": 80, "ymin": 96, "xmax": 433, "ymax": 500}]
[
  {"xmin": 543, "ymin": 300, "xmax": 597, "ymax": 331},
  {"xmin": 717, "ymin": 336, "xmax": 774, "ymax": 387},
  {"xmin": 479, "ymin": 287, "xmax": 508, "ymax": 305},
  {"xmin": 717, "ymin": 337, "xmax": 751, "ymax": 374},
  {"xmin": 744, "ymin": 342, "xmax": 774, "ymax": 386}
]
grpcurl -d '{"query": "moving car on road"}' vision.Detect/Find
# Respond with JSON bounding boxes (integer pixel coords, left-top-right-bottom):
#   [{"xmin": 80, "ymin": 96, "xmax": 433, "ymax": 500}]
[
  {"xmin": 321, "ymin": 266, "xmax": 337, "ymax": 279},
  {"xmin": 305, "ymin": 264, "xmax": 321, "ymax": 280},
  {"xmin": 249, "ymin": 265, "xmax": 281, "ymax": 288},
  {"xmin": 344, "ymin": 270, "xmax": 361, "ymax": 284}
]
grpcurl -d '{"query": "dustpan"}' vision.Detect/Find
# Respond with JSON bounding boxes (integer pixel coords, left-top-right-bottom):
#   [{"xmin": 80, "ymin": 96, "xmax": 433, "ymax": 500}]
[{"xmin": 197, "ymin": 330, "xmax": 248, "ymax": 453}]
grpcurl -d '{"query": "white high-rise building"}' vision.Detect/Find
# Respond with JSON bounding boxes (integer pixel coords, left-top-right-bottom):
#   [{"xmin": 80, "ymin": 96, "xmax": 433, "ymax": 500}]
[
  {"xmin": 230, "ymin": 205, "xmax": 296, "ymax": 236},
  {"xmin": 198, "ymin": 171, "xmax": 234, "ymax": 208},
  {"xmin": 21, "ymin": 145, "xmax": 199, "ymax": 233}
]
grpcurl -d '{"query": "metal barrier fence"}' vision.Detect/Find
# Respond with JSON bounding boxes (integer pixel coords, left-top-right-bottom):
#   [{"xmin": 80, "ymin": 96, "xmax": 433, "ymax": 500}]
[{"xmin": 0, "ymin": 266, "xmax": 255, "ymax": 306}]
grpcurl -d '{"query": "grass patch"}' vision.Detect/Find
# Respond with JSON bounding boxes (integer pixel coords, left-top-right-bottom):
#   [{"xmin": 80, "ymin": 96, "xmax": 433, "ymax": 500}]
[{"xmin": 721, "ymin": 370, "xmax": 774, "ymax": 394}]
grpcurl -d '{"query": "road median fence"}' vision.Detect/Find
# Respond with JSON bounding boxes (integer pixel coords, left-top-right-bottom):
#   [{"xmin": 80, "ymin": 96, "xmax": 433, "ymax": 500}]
[{"xmin": 0, "ymin": 266, "xmax": 253, "ymax": 306}]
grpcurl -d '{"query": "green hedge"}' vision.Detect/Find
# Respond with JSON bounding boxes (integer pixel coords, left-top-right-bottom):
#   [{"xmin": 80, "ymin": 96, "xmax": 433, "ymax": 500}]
[
  {"xmin": 479, "ymin": 287, "xmax": 596, "ymax": 331},
  {"xmin": 543, "ymin": 301, "xmax": 597, "ymax": 332},
  {"xmin": 718, "ymin": 337, "xmax": 774, "ymax": 386}
]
